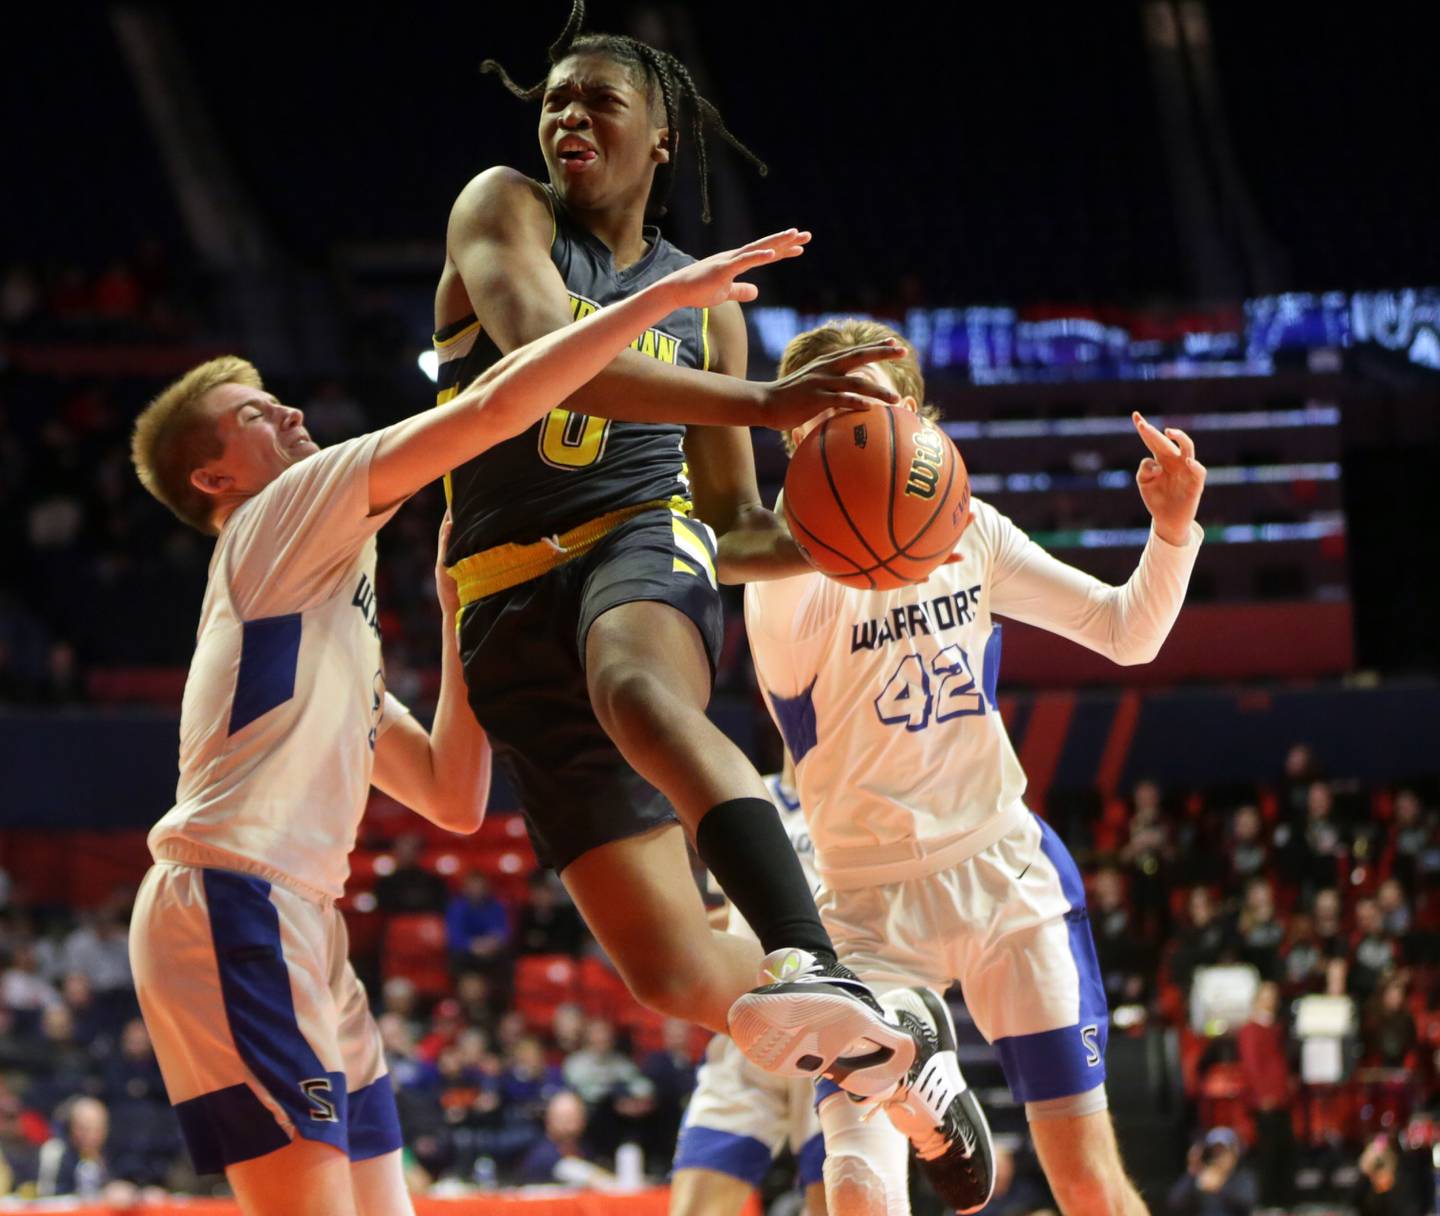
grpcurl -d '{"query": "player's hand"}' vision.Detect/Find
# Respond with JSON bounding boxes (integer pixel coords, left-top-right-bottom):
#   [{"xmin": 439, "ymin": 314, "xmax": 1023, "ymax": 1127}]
[
  {"xmin": 659, "ymin": 229, "xmax": 810, "ymax": 310},
  {"xmin": 435, "ymin": 510, "xmax": 460, "ymax": 618},
  {"xmin": 1133, "ymin": 411, "xmax": 1205, "ymax": 546},
  {"xmin": 759, "ymin": 340, "xmax": 906, "ymax": 431}
]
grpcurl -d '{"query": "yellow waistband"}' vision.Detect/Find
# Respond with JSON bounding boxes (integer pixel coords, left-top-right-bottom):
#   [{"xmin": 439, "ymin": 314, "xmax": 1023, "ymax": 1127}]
[{"xmin": 447, "ymin": 496, "xmax": 688, "ymax": 606}]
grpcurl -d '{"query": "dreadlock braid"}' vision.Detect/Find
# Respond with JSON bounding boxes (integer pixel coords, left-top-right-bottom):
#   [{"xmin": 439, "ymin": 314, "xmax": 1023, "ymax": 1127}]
[{"xmin": 479, "ymin": 0, "xmax": 765, "ymax": 223}]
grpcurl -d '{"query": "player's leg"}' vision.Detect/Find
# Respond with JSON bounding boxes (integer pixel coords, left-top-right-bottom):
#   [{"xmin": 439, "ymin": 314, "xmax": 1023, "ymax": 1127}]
[
  {"xmin": 561, "ymin": 823, "xmax": 762, "ymax": 1033},
  {"xmin": 328, "ymin": 915, "xmax": 413, "ymax": 1216},
  {"xmin": 671, "ymin": 1034, "xmax": 791, "ymax": 1215},
  {"xmin": 129, "ymin": 865, "xmax": 365, "ymax": 1216},
  {"xmin": 1028, "ymin": 1111, "xmax": 1146, "ymax": 1216},
  {"xmin": 960, "ymin": 815, "xmax": 1148, "ymax": 1215},
  {"xmin": 815, "ymin": 889, "xmax": 995, "ymax": 1213},
  {"xmin": 576, "ymin": 514, "xmax": 918, "ymax": 1088},
  {"xmin": 348, "ymin": 1149, "xmax": 413, "ymax": 1216},
  {"xmin": 803, "ymin": 1181, "xmax": 829, "ymax": 1215},
  {"xmin": 669, "ymin": 1168, "xmax": 762, "ymax": 1216},
  {"xmin": 226, "ymin": 1139, "xmax": 358, "ymax": 1216},
  {"xmin": 816, "ymin": 1085, "xmax": 909, "ymax": 1216}
]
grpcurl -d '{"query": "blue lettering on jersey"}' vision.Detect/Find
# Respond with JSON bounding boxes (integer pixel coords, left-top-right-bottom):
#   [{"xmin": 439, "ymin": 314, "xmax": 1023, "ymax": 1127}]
[
  {"xmin": 850, "ymin": 584, "xmax": 984, "ymax": 652},
  {"xmin": 352, "ymin": 573, "xmax": 381, "ymax": 639}
]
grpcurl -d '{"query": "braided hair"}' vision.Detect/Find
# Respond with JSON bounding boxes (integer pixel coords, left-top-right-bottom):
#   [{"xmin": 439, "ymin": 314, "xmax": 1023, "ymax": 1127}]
[{"xmin": 480, "ymin": 0, "xmax": 766, "ymax": 222}]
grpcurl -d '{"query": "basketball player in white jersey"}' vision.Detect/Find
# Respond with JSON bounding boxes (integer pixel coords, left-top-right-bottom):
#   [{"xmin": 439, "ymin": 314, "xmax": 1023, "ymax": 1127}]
[
  {"xmin": 739, "ymin": 319, "xmax": 1207, "ymax": 1215},
  {"xmin": 671, "ymin": 755, "xmax": 828, "ymax": 1216},
  {"xmin": 123, "ymin": 231, "xmax": 852, "ymax": 1216}
]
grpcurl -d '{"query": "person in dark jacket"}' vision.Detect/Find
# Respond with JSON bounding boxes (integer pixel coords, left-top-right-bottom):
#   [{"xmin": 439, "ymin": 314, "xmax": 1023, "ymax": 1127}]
[{"xmin": 1166, "ymin": 1128, "xmax": 1256, "ymax": 1216}]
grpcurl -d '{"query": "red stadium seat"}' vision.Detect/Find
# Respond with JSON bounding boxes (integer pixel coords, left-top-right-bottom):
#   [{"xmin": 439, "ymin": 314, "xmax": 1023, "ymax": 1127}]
[
  {"xmin": 577, "ymin": 956, "xmax": 632, "ymax": 1021},
  {"xmin": 515, "ymin": 954, "xmax": 580, "ymax": 1030},
  {"xmin": 381, "ymin": 913, "xmax": 450, "ymax": 998}
]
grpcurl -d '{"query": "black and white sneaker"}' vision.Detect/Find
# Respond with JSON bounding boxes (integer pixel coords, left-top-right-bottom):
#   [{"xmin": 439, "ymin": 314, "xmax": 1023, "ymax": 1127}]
[
  {"xmin": 727, "ymin": 949, "xmax": 918, "ymax": 1098},
  {"xmin": 880, "ymin": 987, "xmax": 995, "ymax": 1214}
]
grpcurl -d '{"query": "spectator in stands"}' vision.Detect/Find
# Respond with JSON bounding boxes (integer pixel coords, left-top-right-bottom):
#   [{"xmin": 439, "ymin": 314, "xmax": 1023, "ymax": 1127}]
[
  {"xmin": 57, "ymin": 901, "xmax": 132, "ymax": 995},
  {"xmin": 1236, "ymin": 879, "xmax": 1285, "ymax": 980},
  {"xmin": 641, "ymin": 1018, "xmax": 698, "ymax": 1167},
  {"xmin": 1121, "ymin": 779, "xmax": 1174, "ymax": 936},
  {"xmin": 0, "ymin": 1088, "xmax": 39, "ymax": 1195},
  {"xmin": 378, "ymin": 1012, "xmax": 426, "ymax": 1091},
  {"xmin": 380, "ymin": 975, "xmax": 423, "ymax": 1040},
  {"xmin": 1280, "ymin": 743, "xmax": 1319, "ymax": 817},
  {"xmin": 1236, "ymin": 982, "xmax": 1295, "ymax": 1209},
  {"xmin": 0, "ymin": 1008, "xmax": 30, "ymax": 1073},
  {"xmin": 1353, "ymin": 1136, "xmax": 1408, "ymax": 1216},
  {"xmin": 1227, "ymin": 805, "xmax": 1269, "ymax": 885},
  {"xmin": 516, "ymin": 871, "xmax": 587, "ymax": 957},
  {"xmin": 1388, "ymin": 789, "xmax": 1433, "ymax": 889},
  {"xmin": 99, "ymin": 1020, "xmax": 166, "ymax": 1109},
  {"xmin": 1376, "ymin": 878, "xmax": 1412, "ymax": 938},
  {"xmin": 1362, "ymin": 977, "xmax": 1417, "ymax": 1068},
  {"xmin": 446, "ymin": 872, "xmax": 511, "ymax": 980},
  {"xmin": 494, "ymin": 1009, "xmax": 527, "ymax": 1058},
  {"xmin": 1092, "ymin": 864, "xmax": 1152, "ymax": 1004},
  {"xmin": 1280, "ymin": 911, "xmax": 1327, "ymax": 996},
  {"xmin": 1165, "ymin": 1127, "xmax": 1257, "ymax": 1216},
  {"xmin": 417, "ymin": 997, "xmax": 465, "ymax": 1065},
  {"xmin": 502, "ymin": 1035, "xmax": 566, "ymax": 1126},
  {"xmin": 517, "ymin": 1090, "xmax": 613, "ymax": 1187},
  {"xmin": 375, "ymin": 833, "xmax": 448, "ymax": 915},
  {"xmin": 101, "ymin": 1022, "xmax": 182, "ymax": 1191},
  {"xmin": 1350, "ymin": 898, "xmax": 1399, "ymax": 1000},
  {"xmin": 563, "ymin": 1017, "xmax": 655, "ymax": 1158},
  {"xmin": 35, "ymin": 1094, "xmax": 149, "ymax": 1201},
  {"xmin": 58, "ymin": 973, "xmax": 113, "ymax": 1056},
  {"xmin": 550, "ymin": 1002, "xmax": 585, "ymax": 1060},
  {"xmin": 1172, "ymin": 887, "xmax": 1232, "ymax": 993},
  {"xmin": 26, "ymin": 1006, "xmax": 98, "ymax": 1118},
  {"xmin": 0, "ymin": 941, "xmax": 59, "ymax": 1028},
  {"xmin": 454, "ymin": 970, "xmax": 500, "ymax": 1039},
  {"xmin": 1298, "ymin": 780, "xmax": 1345, "ymax": 895},
  {"xmin": 1313, "ymin": 887, "xmax": 1346, "ymax": 956}
]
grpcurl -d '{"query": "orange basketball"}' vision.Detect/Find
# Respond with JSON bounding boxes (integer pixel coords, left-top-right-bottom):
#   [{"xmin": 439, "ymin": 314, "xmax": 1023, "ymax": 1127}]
[{"xmin": 783, "ymin": 405, "xmax": 971, "ymax": 590}]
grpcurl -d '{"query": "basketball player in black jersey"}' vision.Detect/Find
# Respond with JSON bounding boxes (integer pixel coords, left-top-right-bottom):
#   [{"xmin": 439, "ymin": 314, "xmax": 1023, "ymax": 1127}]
[{"xmin": 433, "ymin": 4, "xmax": 991, "ymax": 1207}]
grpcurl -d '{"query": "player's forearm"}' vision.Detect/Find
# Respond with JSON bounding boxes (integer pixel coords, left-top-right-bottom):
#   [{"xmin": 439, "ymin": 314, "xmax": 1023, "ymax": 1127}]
[
  {"xmin": 473, "ymin": 282, "xmax": 759, "ymax": 431},
  {"xmin": 998, "ymin": 524, "xmax": 1202, "ymax": 664},
  {"xmin": 425, "ymin": 608, "xmax": 492, "ymax": 830},
  {"xmin": 715, "ymin": 507, "xmax": 813, "ymax": 584}
]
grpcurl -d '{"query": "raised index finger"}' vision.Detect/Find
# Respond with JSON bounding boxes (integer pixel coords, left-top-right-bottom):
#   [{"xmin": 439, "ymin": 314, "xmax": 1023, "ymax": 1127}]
[{"xmin": 1133, "ymin": 411, "xmax": 1182, "ymax": 464}]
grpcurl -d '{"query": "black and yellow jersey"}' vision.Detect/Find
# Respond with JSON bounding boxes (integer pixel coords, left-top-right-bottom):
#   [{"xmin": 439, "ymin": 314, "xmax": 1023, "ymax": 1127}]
[{"xmin": 434, "ymin": 186, "xmax": 710, "ymax": 564}]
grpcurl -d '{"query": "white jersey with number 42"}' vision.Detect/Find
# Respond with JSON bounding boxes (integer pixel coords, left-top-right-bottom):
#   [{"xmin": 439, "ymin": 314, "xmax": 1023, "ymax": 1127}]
[{"xmin": 744, "ymin": 497, "xmax": 1201, "ymax": 891}]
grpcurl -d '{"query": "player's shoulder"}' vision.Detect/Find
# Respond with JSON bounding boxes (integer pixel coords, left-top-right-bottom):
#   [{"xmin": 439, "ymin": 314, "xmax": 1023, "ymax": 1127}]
[{"xmin": 447, "ymin": 167, "xmax": 552, "ymax": 238}]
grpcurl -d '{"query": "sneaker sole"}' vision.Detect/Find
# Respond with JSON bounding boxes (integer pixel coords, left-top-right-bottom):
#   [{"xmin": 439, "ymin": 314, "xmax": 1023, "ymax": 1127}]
[{"xmin": 728, "ymin": 990, "xmax": 917, "ymax": 1096}]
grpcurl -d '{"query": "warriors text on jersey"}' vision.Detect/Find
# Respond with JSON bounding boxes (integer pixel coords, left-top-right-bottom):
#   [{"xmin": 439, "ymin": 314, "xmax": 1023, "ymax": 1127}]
[
  {"xmin": 433, "ymin": 184, "xmax": 710, "ymax": 562},
  {"xmin": 744, "ymin": 499, "xmax": 1201, "ymax": 890},
  {"xmin": 146, "ymin": 435, "xmax": 408, "ymax": 901}
]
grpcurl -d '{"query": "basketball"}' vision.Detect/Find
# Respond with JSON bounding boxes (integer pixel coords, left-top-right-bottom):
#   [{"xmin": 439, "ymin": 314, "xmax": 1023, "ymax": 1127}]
[{"xmin": 783, "ymin": 405, "xmax": 972, "ymax": 590}]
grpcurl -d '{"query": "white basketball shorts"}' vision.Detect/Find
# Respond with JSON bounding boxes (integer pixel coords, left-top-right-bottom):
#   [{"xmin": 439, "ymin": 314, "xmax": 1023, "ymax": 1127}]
[
  {"xmin": 817, "ymin": 812, "xmax": 1109, "ymax": 1111},
  {"xmin": 129, "ymin": 862, "xmax": 401, "ymax": 1173},
  {"xmin": 673, "ymin": 1034, "xmax": 824, "ymax": 1188}
]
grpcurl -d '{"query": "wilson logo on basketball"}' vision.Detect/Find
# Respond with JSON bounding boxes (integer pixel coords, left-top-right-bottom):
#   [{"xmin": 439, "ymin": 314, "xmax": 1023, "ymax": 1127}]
[{"xmin": 904, "ymin": 428, "xmax": 945, "ymax": 500}]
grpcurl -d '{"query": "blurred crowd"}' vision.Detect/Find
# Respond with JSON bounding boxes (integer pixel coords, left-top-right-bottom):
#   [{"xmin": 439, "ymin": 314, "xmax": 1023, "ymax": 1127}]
[{"xmin": 3, "ymin": 742, "xmax": 1438, "ymax": 1208}]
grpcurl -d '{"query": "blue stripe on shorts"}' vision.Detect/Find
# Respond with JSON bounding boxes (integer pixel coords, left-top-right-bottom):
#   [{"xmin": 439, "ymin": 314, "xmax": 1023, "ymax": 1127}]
[
  {"xmin": 673, "ymin": 1124, "xmax": 773, "ymax": 1186},
  {"xmin": 201, "ymin": 871, "xmax": 349, "ymax": 1164},
  {"xmin": 991, "ymin": 818, "xmax": 1109, "ymax": 1104}
]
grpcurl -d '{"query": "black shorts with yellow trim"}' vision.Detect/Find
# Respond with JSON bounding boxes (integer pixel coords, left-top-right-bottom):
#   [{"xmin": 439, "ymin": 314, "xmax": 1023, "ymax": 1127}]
[{"xmin": 456, "ymin": 506, "xmax": 723, "ymax": 872}]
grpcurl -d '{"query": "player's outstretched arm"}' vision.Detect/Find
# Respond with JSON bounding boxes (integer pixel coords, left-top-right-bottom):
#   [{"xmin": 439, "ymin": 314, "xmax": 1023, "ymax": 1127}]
[
  {"xmin": 371, "ymin": 513, "xmax": 491, "ymax": 832},
  {"xmin": 370, "ymin": 230, "xmax": 887, "ymax": 509},
  {"xmin": 989, "ymin": 411, "xmax": 1206, "ymax": 664},
  {"xmin": 441, "ymin": 168, "xmax": 901, "ymax": 432}
]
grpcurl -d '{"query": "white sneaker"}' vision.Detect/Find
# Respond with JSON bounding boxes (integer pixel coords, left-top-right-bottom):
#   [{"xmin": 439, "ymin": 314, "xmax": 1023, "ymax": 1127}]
[{"xmin": 726, "ymin": 948, "xmax": 918, "ymax": 1098}]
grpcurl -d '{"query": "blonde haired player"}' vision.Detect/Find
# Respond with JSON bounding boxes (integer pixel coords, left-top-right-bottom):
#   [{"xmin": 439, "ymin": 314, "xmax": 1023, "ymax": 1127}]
[
  {"xmin": 125, "ymin": 231, "xmax": 817, "ymax": 1216},
  {"xmin": 738, "ymin": 320, "xmax": 1206, "ymax": 1215}
]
